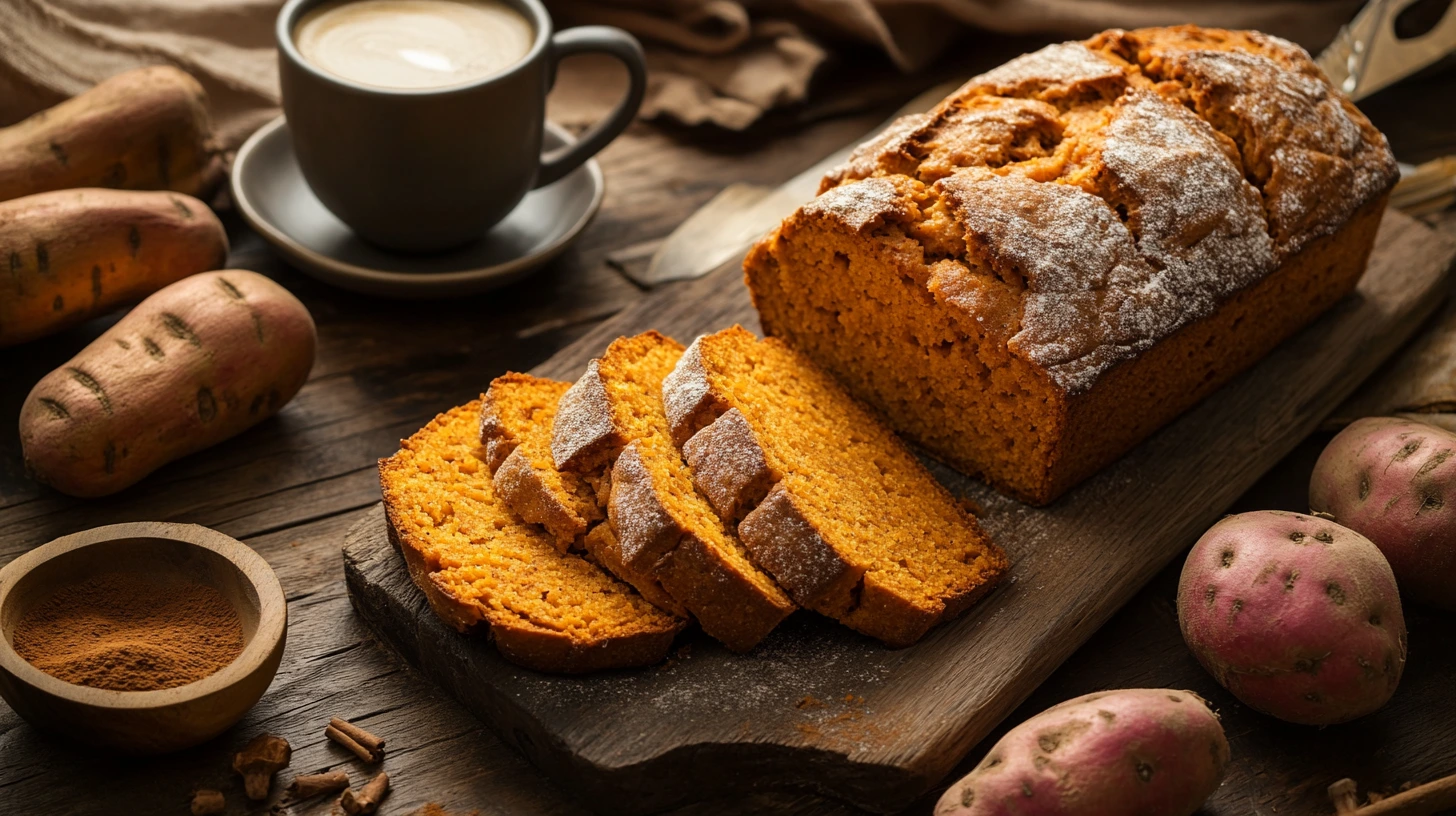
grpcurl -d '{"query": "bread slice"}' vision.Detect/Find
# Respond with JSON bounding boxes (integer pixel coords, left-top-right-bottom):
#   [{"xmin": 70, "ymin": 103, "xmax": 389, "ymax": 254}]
[
  {"xmin": 552, "ymin": 331, "xmax": 796, "ymax": 652},
  {"xmin": 480, "ymin": 373, "xmax": 688, "ymax": 618},
  {"xmin": 480, "ymin": 373, "xmax": 604, "ymax": 550},
  {"xmin": 379, "ymin": 400, "xmax": 685, "ymax": 673},
  {"xmin": 663, "ymin": 326, "xmax": 1008, "ymax": 647}
]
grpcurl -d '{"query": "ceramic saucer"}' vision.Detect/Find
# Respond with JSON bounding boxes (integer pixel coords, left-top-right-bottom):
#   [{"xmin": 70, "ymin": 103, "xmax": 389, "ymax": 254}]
[{"xmin": 231, "ymin": 116, "xmax": 604, "ymax": 298}]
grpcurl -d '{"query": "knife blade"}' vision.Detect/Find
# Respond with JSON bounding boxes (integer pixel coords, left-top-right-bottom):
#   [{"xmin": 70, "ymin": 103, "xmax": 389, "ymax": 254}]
[{"xmin": 1317, "ymin": 0, "xmax": 1456, "ymax": 100}]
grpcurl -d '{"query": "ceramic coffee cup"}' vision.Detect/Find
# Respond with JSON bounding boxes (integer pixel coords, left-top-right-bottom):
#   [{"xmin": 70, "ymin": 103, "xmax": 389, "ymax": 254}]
[{"xmin": 276, "ymin": 0, "xmax": 645, "ymax": 252}]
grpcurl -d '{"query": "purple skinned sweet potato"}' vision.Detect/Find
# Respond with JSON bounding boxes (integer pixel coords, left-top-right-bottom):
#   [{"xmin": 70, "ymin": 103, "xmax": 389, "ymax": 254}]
[
  {"xmin": 1310, "ymin": 416, "xmax": 1456, "ymax": 611},
  {"xmin": 1177, "ymin": 511, "xmax": 1405, "ymax": 726},
  {"xmin": 934, "ymin": 688, "xmax": 1229, "ymax": 816}
]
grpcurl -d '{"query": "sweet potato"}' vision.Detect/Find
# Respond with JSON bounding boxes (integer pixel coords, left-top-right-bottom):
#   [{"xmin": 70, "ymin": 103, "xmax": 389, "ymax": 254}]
[
  {"xmin": 1310, "ymin": 416, "xmax": 1456, "ymax": 610},
  {"xmin": 0, "ymin": 188, "xmax": 228, "ymax": 347},
  {"xmin": 935, "ymin": 688, "xmax": 1228, "ymax": 816},
  {"xmin": 0, "ymin": 66, "xmax": 223, "ymax": 203},
  {"xmin": 19, "ymin": 271, "xmax": 316, "ymax": 497},
  {"xmin": 1177, "ymin": 511, "xmax": 1406, "ymax": 725}
]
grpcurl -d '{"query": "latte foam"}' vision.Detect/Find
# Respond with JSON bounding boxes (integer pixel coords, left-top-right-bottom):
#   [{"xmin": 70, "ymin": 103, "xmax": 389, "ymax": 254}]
[{"xmin": 294, "ymin": 0, "xmax": 534, "ymax": 90}]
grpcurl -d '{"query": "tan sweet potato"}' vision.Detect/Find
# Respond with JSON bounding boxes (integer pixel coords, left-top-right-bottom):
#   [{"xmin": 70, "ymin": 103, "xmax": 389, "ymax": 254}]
[
  {"xmin": 0, "ymin": 188, "xmax": 229, "ymax": 347},
  {"xmin": 0, "ymin": 66, "xmax": 223, "ymax": 203},
  {"xmin": 19, "ymin": 271, "xmax": 316, "ymax": 497}
]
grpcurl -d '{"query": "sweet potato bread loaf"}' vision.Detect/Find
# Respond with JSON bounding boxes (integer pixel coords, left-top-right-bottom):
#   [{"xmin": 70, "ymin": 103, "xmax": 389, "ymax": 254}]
[
  {"xmin": 379, "ymin": 401, "xmax": 685, "ymax": 673},
  {"xmin": 552, "ymin": 332, "xmax": 795, "ymax": 652},
  {"xmin": 664, "ymin": 327, "xmax": 1008, "ymax": 646},
  {"xmin": 744, "ymin": 26, "xmax": 1398, "ymax": 505}
]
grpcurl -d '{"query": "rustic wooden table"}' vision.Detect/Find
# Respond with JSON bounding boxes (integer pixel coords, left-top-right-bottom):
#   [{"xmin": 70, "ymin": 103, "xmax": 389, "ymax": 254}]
[{"xmin": 2, "ymin": 40, "xmax": 1454, "ymax": 816}]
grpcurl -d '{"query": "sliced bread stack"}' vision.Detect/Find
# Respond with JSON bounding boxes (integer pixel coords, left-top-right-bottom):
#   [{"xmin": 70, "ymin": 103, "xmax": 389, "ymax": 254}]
[
  {"xmin": 549, "ymin": 332, "xmax": 796, "ymax": 652},
  {"xmin": 383, "ymin": 328, "xmax": 1008, "ymax": 668}
]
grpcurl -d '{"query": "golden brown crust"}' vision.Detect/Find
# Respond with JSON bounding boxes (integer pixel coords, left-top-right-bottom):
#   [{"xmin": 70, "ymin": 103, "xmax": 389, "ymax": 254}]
[
  {"xmin": 738, "ymin": 484, "xmax": 863, "ymax": 613},
  {"xmin": 580, "ymin": 523, "xmax": 690, "ymax": 619},
  {"xmin": 680, "ymin": 408, "xmax": 774, "ymax": 521},
  {"xmin": 653, "ymin": 530, "xmax": 799, "ymax": 654},
  {"xmin": 607, "ymin": 440, "xmax": 792, "ymax": 651},
  {"xmin": 389, "ymin": 509, "xmax": 682, "ymax": 672},
  {"xmin": 481, "ymin": 374, "xmax": 604, "ymax": 551},
  {"xmin": 748, "ymin": 24, "xmax": 1397, "ymax": 505},
  {"xmin": 491, "ymin": 447, "xmax": 592, "ymax": 549},
  {"xmin": 550, "ymin": 359, "xmax": 620, "ymax": 474}
]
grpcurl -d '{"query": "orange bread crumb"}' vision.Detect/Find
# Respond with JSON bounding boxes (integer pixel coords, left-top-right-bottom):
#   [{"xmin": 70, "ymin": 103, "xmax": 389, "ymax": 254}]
[
  {"xmin": 480, "ymin": 373, "xmax": 603, "ymax": 550},
  {"xmin": 379, "ymin": 400, "xmax": 684, "ymax": 673},
  {"xmin": 665, "ymin": 326, "xmax": 1007, "ymax": 646},
  {"xmin": 481, "ymin": 373, "xmax": 687, "ymax": 617}
]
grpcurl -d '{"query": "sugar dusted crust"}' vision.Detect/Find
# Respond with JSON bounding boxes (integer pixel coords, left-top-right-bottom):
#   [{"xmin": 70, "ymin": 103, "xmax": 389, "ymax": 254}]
[
  {"xmin": 748, "ymin": 24, "xmax": 1397, "ymax": 504},
  {"xmin": 480, "ymin": 374, "xmax": 604, "ymax": 551},
  {"xmin": 553, "ymin": 332, "xmax": 795, "ymax": 652}
]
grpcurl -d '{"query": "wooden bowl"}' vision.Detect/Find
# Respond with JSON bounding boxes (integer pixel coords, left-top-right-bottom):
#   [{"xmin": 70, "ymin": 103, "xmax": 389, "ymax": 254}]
[{"xmin": 0, "ymin": 522, "xmax": 286, "ymax": 754}]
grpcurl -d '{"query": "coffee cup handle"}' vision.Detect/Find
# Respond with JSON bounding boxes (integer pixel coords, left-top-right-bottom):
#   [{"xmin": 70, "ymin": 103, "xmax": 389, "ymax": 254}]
[{"xmin": 536, "ymin": 26, "xmax": 647, "ymax": 188}]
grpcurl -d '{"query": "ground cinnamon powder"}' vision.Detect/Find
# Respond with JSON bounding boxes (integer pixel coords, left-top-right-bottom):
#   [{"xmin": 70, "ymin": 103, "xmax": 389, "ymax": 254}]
[{"xmin": 12, "ymin": 572, "xmax": 245, "ymax": 691}]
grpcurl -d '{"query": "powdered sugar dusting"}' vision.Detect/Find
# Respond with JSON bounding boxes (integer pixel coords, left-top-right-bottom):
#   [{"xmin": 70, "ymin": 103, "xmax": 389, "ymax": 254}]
[
  {"xmin": 740, "ymin": 482, "xmax": 848, "ymax": 603},
  {"xmin": 936, "ymin": 172, "xmax": 1177, "ymax": 394},
  {"xmin": 801, "ymin": 177, "xmax": 906, "ymax": 233},
  {"xmin": 822, "ymin": 112, "xmax": 933, "ymax": 192},
  {"xmin": 1102, "ymin": 90, "xmax": 1273, "ymax": 305},
  {"xmin": 965, "ymin": 42, "xmax": 1124, "ymax": 97},
  {"xmin": 1168, "ymin": 48, "xmax": 1397, "ymax": 257},
  {"xmin": 607, "ymin": 441, "xmax": 677, "ymax": 568},
  {"xmin": 551, "ymin": 360, "xmax": 612, "ymax": 470},
  {"xmin": 682, "ymin": 407, "xmax": 772, "ymax": 520},
  {"xmin": 661, "ymin": 335, "xmax": 712, "ymax": 444}
]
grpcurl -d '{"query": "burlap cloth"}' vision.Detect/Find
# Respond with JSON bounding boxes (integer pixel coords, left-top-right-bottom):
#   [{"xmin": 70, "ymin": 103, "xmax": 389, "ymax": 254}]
[{"xmin": 0, "ymin": 0, "xmax": 1360, "ymax": 145}]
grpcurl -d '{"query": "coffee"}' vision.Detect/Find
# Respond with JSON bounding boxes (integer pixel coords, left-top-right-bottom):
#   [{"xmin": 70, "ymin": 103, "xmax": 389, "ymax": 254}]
[{"xmin": 294, "ymin": 0, "xmax": 534, "ymax": 90}]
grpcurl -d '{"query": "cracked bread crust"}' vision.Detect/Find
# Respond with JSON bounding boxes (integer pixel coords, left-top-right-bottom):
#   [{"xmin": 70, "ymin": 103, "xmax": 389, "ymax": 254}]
[
  {"xmin": 663, "ymin": 328, "xmax": 1008, "ymax": 647},
  {"xmin": 1089, "ymin": 26, "xmax": 1397, "ymax": 259},
  {"xmin": 379, "ymin": 400, "xmax": 685, "ymax": 673},
  {"xmin": 747, "ymin": 24, "xmax": 1396, "ymax": 504}
]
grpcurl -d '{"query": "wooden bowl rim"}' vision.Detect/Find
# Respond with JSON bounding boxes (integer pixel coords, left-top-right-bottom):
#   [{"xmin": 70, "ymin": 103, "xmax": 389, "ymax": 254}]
[{"xmin": 0, "ymin": 521, "xmax": 286, "ymax": 710}]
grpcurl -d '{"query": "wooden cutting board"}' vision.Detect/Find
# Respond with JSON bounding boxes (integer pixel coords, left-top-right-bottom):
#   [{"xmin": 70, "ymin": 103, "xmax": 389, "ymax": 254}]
[{"xmin": 344, "ymin": 210, "xmax": 1453, "ymax": 815}]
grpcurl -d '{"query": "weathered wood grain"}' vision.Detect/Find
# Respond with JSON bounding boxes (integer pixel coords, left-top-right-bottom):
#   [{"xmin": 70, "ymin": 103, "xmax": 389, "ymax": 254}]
[{"xmin": 344, "ymin": 210, "xmax": 1454, "ymax": 814}]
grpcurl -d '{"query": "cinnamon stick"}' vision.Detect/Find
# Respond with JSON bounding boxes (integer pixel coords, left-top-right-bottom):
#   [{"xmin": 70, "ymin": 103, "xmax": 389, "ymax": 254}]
[
  {"xmin": 339, "ymin": 772, "xmax": 389, "ymax": 815},
  {"xmin": 287, "ymin": 769, "xmax": 350, "ymax": 799},
  {"xmin": 326, "ymin": 717, "xmax": 385, "ymax": 763}
]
